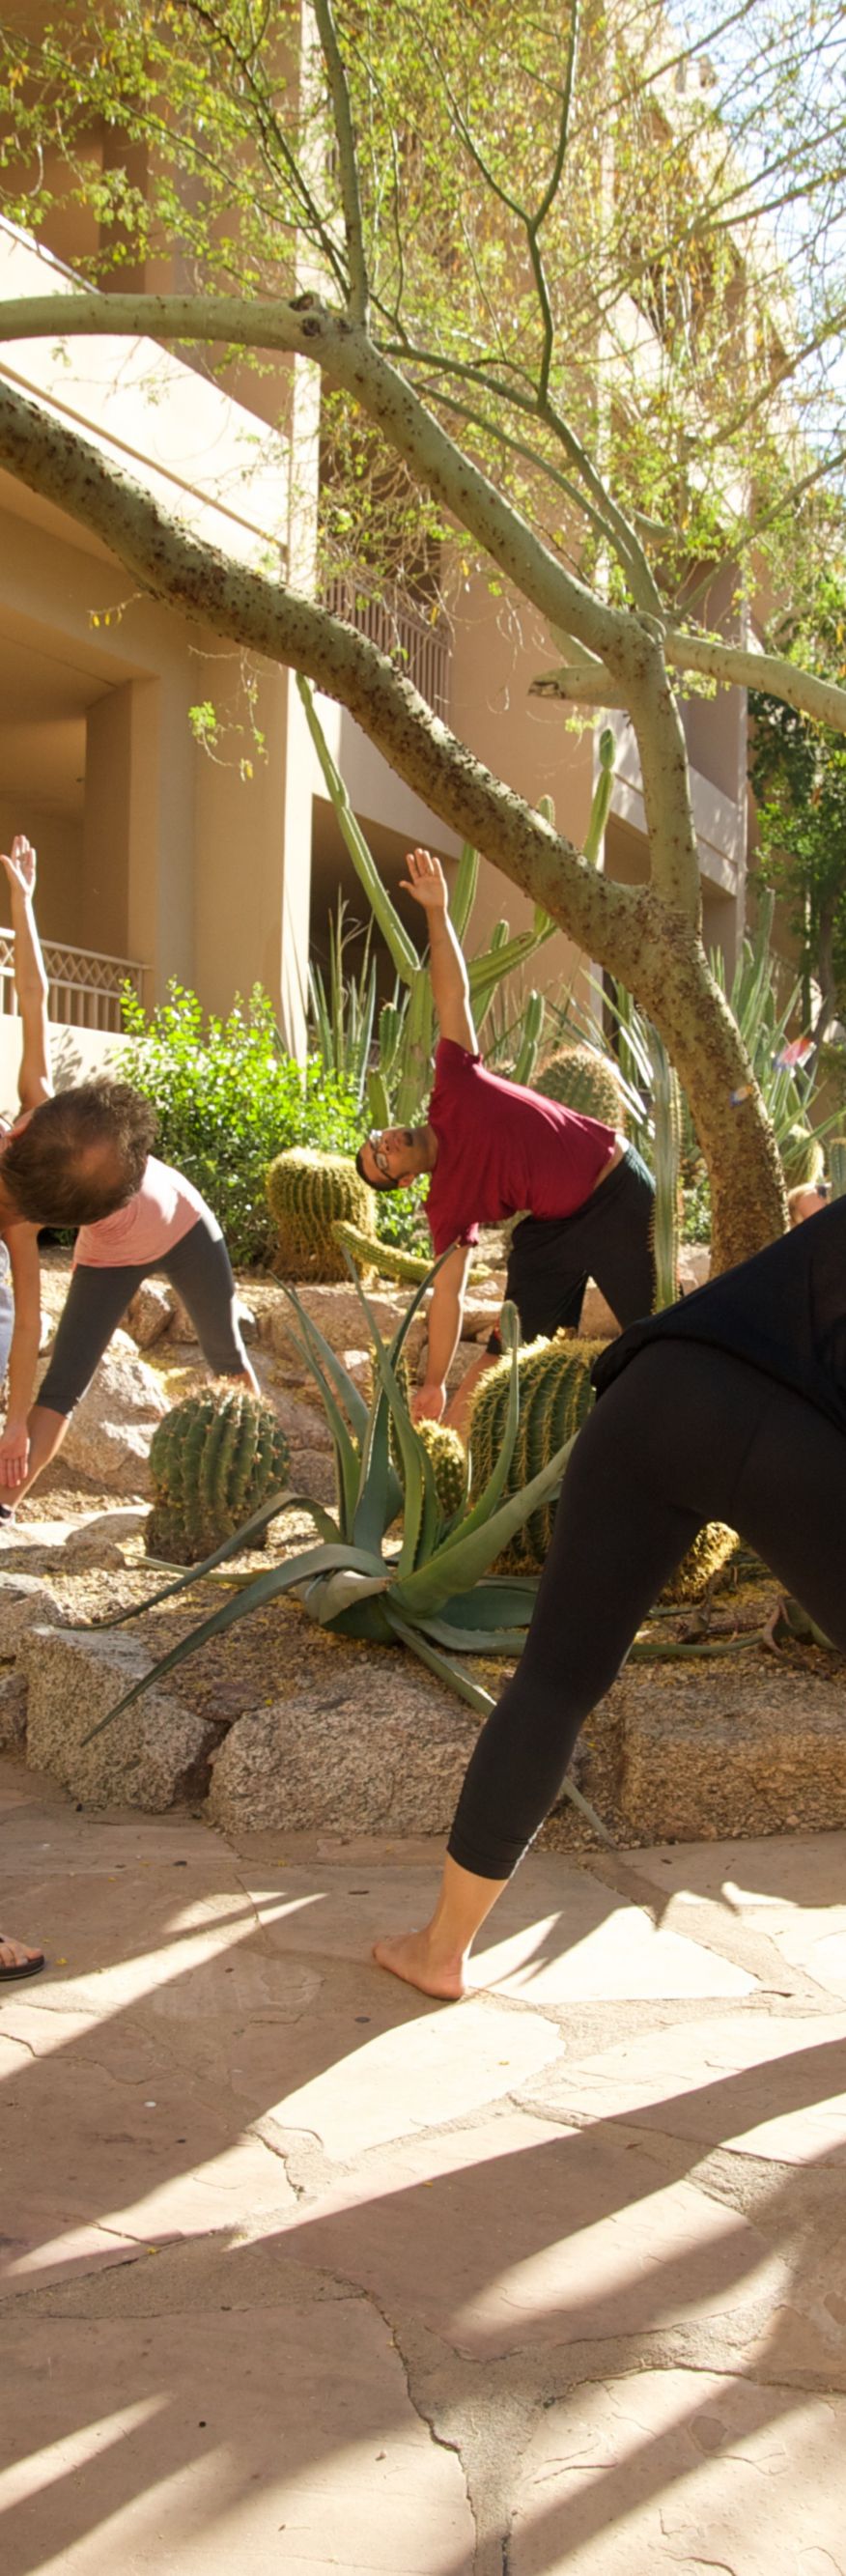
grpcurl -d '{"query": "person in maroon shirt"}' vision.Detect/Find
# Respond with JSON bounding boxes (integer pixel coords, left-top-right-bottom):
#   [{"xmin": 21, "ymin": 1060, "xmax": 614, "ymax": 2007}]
[{"xmin": 356, "ymin": 848, "xmax": 656, "ymax": 1426}]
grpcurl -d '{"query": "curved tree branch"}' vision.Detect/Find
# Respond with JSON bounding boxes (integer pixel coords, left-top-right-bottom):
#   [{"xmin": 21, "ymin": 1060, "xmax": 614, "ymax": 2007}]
[
  {"xmin": 664, "ymin": 630, "xmax": 846, "ymax": 734},
  {"xmin": 0, "ymin": 288, "xmax": 627, "ymax": 660},
  {"xmin": 312, "ymin": 0, "xmax": 369, "ymax": 325},
  {"xmin": 0, "ymin": 370, "xmax": 638, "ymax": 969}
]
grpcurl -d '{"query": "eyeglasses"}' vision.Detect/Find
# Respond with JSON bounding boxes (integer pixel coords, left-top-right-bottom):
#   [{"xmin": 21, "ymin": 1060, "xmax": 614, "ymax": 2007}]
[{"xmin": 366, "ymin": 1129, "xmax": 391, "ymax": 1178}]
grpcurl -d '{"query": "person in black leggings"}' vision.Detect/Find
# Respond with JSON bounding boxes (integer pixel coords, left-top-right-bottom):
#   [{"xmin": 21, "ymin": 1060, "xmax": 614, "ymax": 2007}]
[{"xmin": 375, "ymin": 1200, "xmax": 846, "ymax": 1998}]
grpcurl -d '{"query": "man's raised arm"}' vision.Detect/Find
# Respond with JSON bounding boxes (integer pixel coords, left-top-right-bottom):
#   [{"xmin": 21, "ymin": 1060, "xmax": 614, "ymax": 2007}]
[
  {"xmin": 400, "ymin": 848, "xmax": 478, "ymax": 1054},
  {"xmin": 1, "ymin": 836, "xmax": 52, "ymax": 1111}
]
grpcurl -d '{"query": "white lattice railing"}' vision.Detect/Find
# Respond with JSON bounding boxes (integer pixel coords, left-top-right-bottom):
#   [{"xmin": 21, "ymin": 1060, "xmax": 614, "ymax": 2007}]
[
  {"xmin": 324, "ymin": 576, "xmax": 450, "ymax": 716},
  {"xmin": 0, "ymin": 935, "xmax": 146, "ymax": 1034}
]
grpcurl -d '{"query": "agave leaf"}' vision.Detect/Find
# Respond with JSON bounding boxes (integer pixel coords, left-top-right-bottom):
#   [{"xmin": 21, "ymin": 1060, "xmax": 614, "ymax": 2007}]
[
  {"xmin": 431, "ymin": 1302, "xmax": 522, "ymax": 1560},
  {"xmin": 340, "ymin": 1252, "xmax": 446, "ymax": 1573},
  {"xmin": 392, "ymin": 1432, "xmax": 579, "ymax": 1616},
  {"xmin": 90, "ymin": 1490, "xmax": 340, "ymax": 1628},
  {"xmin": 384, "ymin": 1605, "xmax": 499, "ymax": 1715},
  {"xmin": 276, "ymin": 1298, "xmax": 361, "ymax": 1528},
  {"xmin": 433, "ymin": 1576, "xmax": 538, "ymax": 1628},
  {"xmin": 280, "ymin": 1284, "xmax": 370, "ymax": 1443},
  {"xmin": 80, "ymin": 1541, "xmax": 386, "ymax": 1744},
  {"xmin": 413, "ymin": 1616, "xmax": 530, "ymax": 1654},
  {"xmin": 304, "ymin": 1567, "xmax": 391, "ymax": 1623},
  {"xmin": 352, "ymin": 1378, "xmax": 403, "ymax": 1552}
]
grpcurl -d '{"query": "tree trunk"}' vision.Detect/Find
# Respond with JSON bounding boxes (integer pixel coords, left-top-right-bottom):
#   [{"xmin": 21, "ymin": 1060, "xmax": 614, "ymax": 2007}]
[{"xmin": 620, "ymin": 889, "xmax": 786, "ymax": 1269}]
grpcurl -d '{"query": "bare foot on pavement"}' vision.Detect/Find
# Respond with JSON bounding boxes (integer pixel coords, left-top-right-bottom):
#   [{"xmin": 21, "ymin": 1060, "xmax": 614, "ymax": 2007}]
[{"xmin": 372, "ymin": 1929, "xmax": 468, "ymax": 2000}]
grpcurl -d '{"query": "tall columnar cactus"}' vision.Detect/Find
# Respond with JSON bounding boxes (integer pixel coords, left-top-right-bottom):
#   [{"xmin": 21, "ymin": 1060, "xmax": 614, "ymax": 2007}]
[
  {"xmin": 648, "ymin": 1028, "xmax": 683, "ymax": 1312},
  {"xmin": 146, "ymin": 1388, "xmax": 291, "ymax": 1566},
  {"xmin": 266, "ymin": 1148, "xmax": 376, "ymax": 1282},
  {"xmin": 297, "ymin": 674, "xmax": 557, "ymax": 1127},
  {"xmin": 534, "ymin": 1043, "xmax": 627, "ymax": 1128},
  {"xmin": 828, "ymin": 1135, "xmax": 846, "ymax": 1198},
  {"xmin": 467, "ymin": 1333, "xmax": 736, "ymax": 1593},
  {"xmin": 511, "ymin": 989, "xmax": 546, "ymax": 1087},
  {"xmin": 780, "ymin": 1122, "xmax": 826, "ymax": 1188}
]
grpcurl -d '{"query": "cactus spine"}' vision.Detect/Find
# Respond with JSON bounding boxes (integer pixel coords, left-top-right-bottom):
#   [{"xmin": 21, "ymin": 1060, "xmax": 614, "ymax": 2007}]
[
  {"xmin": 266, "ymin": 1149, "xmax": 375, "ymax": 1282},
  {"xmin": 146, "ymin": 1388, "xmax": 291, "ymax": 1566},
  {"xmin": 534, "ymin": 1044, "xmax": 627, "ymax": 1129}
]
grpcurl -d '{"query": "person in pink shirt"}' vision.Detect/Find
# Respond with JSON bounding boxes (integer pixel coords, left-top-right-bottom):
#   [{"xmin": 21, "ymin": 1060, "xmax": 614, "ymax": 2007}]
[
  {"xmin": 11, "ymin": 1135, "xmax": 260, "ymax": 1510},
  {"xmin": 0, "ymin": 836, "xmax": 156, "ymax": 1508},
  {"xmin": 0, "ymin": 843, "xmax": 258, "ymax": 1518},
  {"xmin": 356, "ymin": 848, "xmax": 656, "ymax": 1428},
  {"xmin": 0, "ymin": 830, "xmax": 157, "ymax": 1982}
]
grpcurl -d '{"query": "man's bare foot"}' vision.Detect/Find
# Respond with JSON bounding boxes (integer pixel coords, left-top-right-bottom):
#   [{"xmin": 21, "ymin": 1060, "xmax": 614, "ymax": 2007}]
[{"xmin": 372, "ymin": 1928, "xmax": 468, "ymax": 2001}]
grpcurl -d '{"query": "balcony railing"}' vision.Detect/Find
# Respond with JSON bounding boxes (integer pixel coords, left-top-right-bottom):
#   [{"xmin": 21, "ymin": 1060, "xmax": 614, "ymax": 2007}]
[
  {"xmin": 324, "ymin": 576, "xmax": 450, "ymax": 717},
  {"xmin": 0, "ymin": 936, "xmax": 146, "ymax": 1034}
]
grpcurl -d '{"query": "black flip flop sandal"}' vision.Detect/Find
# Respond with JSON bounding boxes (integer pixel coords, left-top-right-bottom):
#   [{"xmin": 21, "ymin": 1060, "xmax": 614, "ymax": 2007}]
[{"xmin": 0, "ymin": 1939, "xmax": 45, "ymax": 1981}]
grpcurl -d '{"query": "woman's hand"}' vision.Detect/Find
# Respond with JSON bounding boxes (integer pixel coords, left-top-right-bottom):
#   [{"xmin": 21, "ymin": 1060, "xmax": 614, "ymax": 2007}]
[
  {"xmin": 0, "ymin": 835, "xmax": 37, "ymax": 901},
  {"xmin": 0, "ymin": 1418, "xmax": 30, "ymax": 1488}
]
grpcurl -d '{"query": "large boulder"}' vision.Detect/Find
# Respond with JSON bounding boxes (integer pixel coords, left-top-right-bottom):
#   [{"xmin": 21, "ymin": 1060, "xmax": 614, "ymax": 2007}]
[
  {"xmin": 0, "ymin": 1670, "xmax": 27, "ymax": 1749},
  {"xmin": 259, "ymin": 1282, "xmax": 419, "ymax": 1365},
  {"xmin": 207, "ymin": 1638, "xmax": 478, "ymax": 1836},
  {"xmin": 20, "ymin": 1624, "xmax": 217, "ymax": 1810},
  {"xmin": 62, "ymin": 1507, "xmax": 150, "ymax": 1570},
  {"xmin": 0, "ymin": 1571, "xmax": 68, "ymax": 1659},
  {"xmin": 125, "ymin": 1279, "xmax": 173, "ymax": 1348},
  {"xmin": 35, "ymin": 1331, "xmax": 170, "ymax": 1493}
]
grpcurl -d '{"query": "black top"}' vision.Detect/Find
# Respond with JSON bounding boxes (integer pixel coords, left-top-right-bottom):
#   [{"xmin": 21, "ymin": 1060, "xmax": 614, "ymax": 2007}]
[{"xmin": 592, "ymin": 1199, "xmax": 846, "ymax": 1436}]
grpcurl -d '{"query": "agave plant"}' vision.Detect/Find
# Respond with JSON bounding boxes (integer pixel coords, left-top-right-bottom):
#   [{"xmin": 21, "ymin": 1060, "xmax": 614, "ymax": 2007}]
[{"xmin": 80, "ymin": 1258, "xmax": 607, "ymax": 1837}]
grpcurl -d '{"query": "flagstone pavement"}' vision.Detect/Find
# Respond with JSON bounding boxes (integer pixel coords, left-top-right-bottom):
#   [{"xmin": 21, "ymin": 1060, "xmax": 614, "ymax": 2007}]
[{"xmin": 3, "ymin": 1752, "xmax": 846, "ymax": 2574}]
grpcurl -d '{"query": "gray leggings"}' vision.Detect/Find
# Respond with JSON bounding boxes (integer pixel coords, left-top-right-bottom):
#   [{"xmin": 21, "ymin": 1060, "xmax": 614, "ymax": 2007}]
[{"xmin": 37, "ymin": 1218, "xmax": 248, "ymax": 1417}]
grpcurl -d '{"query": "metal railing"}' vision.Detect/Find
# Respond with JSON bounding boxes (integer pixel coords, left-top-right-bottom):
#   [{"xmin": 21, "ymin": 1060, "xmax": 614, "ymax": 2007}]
[
  {"xmin": 324, "ymin": 575, "xmax": 450, "ymax": 717},
  {"xmin": 0, "ymin": 935, "xmax": 146, "ymax": 1033}
]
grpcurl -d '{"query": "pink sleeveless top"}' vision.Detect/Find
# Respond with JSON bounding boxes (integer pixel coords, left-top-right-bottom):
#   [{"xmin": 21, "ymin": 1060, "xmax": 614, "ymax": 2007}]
[{"xmin": 73, "ymin": 1156, "xmax": 218, "ymax": 1268}]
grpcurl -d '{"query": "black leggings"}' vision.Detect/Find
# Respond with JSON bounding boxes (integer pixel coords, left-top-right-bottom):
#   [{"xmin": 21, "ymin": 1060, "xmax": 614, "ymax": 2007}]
[
  {"xmin": 37, "ymin": 1219, "xmax": 248, "ymax": 1417},
  {"xmin": 504, "ymin": 1146, "xmax": 656, "ymax": 1339},
  {"xmin": 448, "ymin": 1342, "xmax": 846, "ymax": 1879}
]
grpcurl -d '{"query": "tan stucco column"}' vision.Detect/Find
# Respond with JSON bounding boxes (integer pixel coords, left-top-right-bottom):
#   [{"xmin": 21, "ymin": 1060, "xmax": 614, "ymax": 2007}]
[
  {"xmin": 84, "ymin": 671, "xmax": 194, "ymax": 995},
  {"xmin": 192, "ymin": 654, "xmax": 312, "ymax": 1060}
]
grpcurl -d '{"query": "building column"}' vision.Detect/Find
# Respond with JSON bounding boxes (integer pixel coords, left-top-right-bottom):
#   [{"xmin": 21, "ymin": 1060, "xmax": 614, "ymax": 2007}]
[{"xmin": 83, "ymin": 672, "xmax": 195, "ymax": 999}]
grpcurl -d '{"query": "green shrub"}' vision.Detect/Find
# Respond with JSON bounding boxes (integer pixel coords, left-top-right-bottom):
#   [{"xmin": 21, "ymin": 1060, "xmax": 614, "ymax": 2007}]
[{"xmin": 118, "ymin": 982, "xmax": 362, "ymax": 1266}]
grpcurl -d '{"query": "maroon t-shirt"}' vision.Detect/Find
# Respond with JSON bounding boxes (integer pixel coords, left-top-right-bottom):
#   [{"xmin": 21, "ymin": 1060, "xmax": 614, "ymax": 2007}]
[{"xmin": 424, "ymin": 1040, "xmax": 617, "ymax": 1256}]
